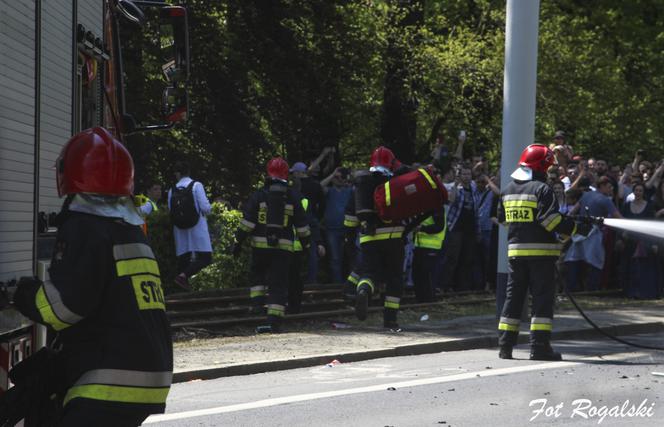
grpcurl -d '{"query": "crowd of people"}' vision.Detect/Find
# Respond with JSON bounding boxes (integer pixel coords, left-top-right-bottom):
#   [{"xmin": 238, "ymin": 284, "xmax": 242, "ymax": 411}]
[
  {"xmin": 140, "ymin": 130, "xmax": 663, "ymax": 331},
  {"xmin": 241, "ymin": 130, "xmax": 664, "ymax": 304}
]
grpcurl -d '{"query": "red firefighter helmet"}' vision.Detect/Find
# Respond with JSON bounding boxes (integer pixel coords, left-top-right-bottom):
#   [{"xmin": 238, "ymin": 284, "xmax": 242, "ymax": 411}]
[
  {"xmin": 518, "ymin": 144, "xmax": 555, "ymax": 173},
  {"xmin": 56, "ymin": 127, "xmax": 134, "ymax": 197},
  {"xmin": 370, "ymin": 146, "xmax": 397, "ymax": 172},
  {"xmin": 267, "ymin": 157, "xmax": 289, "ymax": 180}
]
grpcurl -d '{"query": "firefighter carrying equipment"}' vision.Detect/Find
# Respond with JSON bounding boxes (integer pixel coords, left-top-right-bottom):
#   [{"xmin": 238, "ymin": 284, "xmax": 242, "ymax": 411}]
[
  {"xmin": 347, "ymin": 164, "xmax": 411, "ymax": 329},
  {"xmin": 56, "ymin": 127, "xmax": 134, "ymax": 197},
  {"xmin": 374, "ymin": 166, "xmax": 448, "ymax": 222},
  {"xmin": 12, "ymin": 209, "xmax": 173, "ymax": 419}
]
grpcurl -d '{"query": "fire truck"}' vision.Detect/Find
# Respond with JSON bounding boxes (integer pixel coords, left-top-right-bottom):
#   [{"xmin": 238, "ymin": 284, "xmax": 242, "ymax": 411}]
[{"xmin": 0, "ymin": 0, "xmax": 189, "ymax": 395}]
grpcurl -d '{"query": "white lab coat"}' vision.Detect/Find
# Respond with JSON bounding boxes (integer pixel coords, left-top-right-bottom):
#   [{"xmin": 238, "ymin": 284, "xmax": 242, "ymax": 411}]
[{"xmin": 168, "ymin": 177, "xmax": 212, "ymax": 255}]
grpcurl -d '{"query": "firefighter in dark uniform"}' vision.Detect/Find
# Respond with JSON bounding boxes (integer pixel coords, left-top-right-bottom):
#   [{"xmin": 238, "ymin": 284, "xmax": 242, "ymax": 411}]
[
  {"xmin": 345, "ymin": 146, "xmax": 409, "ymax": 330},
  {"xmin": 233, "ymin": 157, "xmax": 311, "ymax": 332},
  {"xmin": 12, "ymin": 127, "xmax": 173, "ymax": 426},
  {"xmin": 497, "ymin": 144, "xmax": 589, "ymax": 361},
  {"xmin": 412, "ymin": 208, "xmax": 447, "ymax": 303}
]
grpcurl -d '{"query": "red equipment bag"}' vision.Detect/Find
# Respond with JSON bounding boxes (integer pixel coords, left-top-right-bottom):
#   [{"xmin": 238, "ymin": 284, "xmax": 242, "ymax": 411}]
[{"xmin": 373, "ymin": 167, "xmax": 447, "ymax": 222}]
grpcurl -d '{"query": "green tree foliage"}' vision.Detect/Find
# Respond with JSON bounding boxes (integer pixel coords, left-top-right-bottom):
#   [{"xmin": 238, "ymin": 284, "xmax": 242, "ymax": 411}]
[
  {"xmin": 147, "ymin": 203, "xmax": 250, "ymax": 293},
  {"xmin": 123, "ymin": 0, "xmax": 664, "ymax": 198},
  {"xmin": 121, "ymin": 1, "xmax": 664, "ymax": 290}
]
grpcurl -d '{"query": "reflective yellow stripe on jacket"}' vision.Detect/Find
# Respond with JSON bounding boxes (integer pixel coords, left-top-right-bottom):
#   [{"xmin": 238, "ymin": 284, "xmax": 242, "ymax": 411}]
[
  {"xmin": 63, "ymin": 368, "xmax": 172, "ymax": 406},
  {"xmin": 359, "ymin": 226, "xmax": 404, "ymax": 244},
  {"xmin": 35, "ymin": 281, "xmax": 84, "ymax": 331}
]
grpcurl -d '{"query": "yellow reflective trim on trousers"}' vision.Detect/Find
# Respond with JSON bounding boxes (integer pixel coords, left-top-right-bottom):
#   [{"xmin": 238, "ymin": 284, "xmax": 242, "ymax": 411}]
[
  {"xmin": 347, "ymin": 274, "xmax": 359, "ymax": 284},
  {"xmin": 384, "ymin": 301, "xmax": 400, "ymax": 309},
  {"xmin": 384, "ymin": 182, "xmax": 391, "ymax": 206},
  {"xmin": 36, "ymin": 286, "xmax": 71, "ymax": 331},
  {"xmin": 360, "ymin": 232, "xmax": 403, "ymax": 244},
  {"xmin": 250, "ymin": 291, "xmax": 266, "ymax": 298},
  {"xmin": 116, "ymin": 258, "xmax": 160, "ymax": 277},
  {"xmin": 357, "ymin": 279, "xmax": 374, "ymax": 292},
  {"xmin": 251, "ymin": 242, "xmax": 294, "ymax": 251},
  {"xmin": 498, "ymin": 322, "xmax": 520, "ymax": 332},
  {"xmin": 530, "ymin": 323, "xmax": 553, "ymax": 331},
  {"xmin": 507, "ymin": 249, "xmax": 561, "ymax": 257},
  {"xmin": 64, "ymin": 384, "xmax": 170, "ymax": 406},
  {"xmin": 544, "ymin": 215, "xmax": 562, "ymax": 232},
  {"xmin": 503, "ymin": 200, "xmax": 538, "ymax": 208},
  {"xmin": 418, "ymin": 168, "xmax": 437, "ymax": 189},
  {"xmin": 267, "ymin": 308, "xmax": 285, "ymax": 317}
]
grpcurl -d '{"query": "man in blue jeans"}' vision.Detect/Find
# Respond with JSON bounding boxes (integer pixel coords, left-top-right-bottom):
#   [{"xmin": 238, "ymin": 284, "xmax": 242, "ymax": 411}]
[{"xmin": 321, "ymin": 166, "xmax": 353, "ymax": 283}]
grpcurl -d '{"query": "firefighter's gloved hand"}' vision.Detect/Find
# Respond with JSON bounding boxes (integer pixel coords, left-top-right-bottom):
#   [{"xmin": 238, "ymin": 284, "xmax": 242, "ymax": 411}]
[
  {"xmin": 12, "ymin": 276, "xmax": 43, "ymax": 317},
  {"xmin": 575, "ymin": 222, "xmax": 592, "ymax": 237},
  {"xmin": 300, "ymin": 236, "xmax": 311, "ymax": 250},
  {"xmin": 266, "ymin": 226, "xmax": 280, "ymax": 247},
  {"xmin": 361, "ymin": 221, "xmax": 376, "ymax": 236}
]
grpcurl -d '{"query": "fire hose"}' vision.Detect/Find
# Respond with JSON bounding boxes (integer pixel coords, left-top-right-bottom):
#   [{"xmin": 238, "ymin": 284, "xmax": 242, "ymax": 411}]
[{"xmin": 565, "ymin": 215, "xmax": 664, "ymax": 351}]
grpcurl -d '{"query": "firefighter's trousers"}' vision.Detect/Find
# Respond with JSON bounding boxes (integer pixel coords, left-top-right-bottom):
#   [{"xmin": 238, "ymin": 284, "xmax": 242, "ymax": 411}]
[
  {"xmin": 288, "ymin": 251, "xmax": 305, "ymax": 314},
  {"xmin": 59, "ymin": 399, "xmax": 151, "ymax": 427},
  {"xmin": 498, "ymin": 257, "xmax": 556, "ymax": 348},
  {"xmin": 249, "ymin": 248, "xmax": 292, "ymax": 321},
  {"xmin": 356, "ymin": 238, "xmax": 404, "ymax": 323},
  {"xmin": 412, "ymin": 248, "xmax": 439, "ymax": 303}
]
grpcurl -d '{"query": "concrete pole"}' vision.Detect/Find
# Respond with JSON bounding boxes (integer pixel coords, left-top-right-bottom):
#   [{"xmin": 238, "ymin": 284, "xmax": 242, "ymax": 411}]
[{"xmin": 496, "ymin": 0, "xmax": 541, "ymax": 316}]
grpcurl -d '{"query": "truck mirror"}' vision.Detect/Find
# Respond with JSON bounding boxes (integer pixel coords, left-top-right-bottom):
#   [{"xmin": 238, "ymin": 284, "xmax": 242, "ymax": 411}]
[
  {"xmin": 159, "ymin": 6, "xmax": 189, "ymax": 83},
  {"xmin": 115, "ymin": 0, "xmax": 145, "ymax": 26},
  {"xmin": 162, "ymin": 86, "xmax": 188, "ymax": 123}
]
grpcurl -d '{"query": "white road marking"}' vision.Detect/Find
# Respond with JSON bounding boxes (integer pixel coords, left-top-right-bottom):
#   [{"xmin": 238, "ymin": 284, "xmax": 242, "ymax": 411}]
[{"xmin": 144, "ymin": 351, "xmax": 645, "ymax": 424}]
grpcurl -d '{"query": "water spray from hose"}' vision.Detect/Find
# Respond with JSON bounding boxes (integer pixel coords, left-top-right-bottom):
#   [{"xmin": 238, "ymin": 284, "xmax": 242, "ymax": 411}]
[
  {"xmin": 602, "ymin": 218, "xmax": 664, "ymax": 240},
  {"xmin": 564, "ymin": 215, "xmax": 664, "ymax": 351}
]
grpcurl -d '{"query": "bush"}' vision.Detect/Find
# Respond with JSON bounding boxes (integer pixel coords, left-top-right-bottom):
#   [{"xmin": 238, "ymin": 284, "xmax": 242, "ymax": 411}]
[{"xmin": 147, "ymin": 202, "xmax": 251, "ymax": 294}]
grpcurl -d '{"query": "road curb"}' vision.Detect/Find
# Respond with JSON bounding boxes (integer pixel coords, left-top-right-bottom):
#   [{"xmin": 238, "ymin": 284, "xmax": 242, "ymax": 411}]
[{"xmin": 172, "ymin": 321, "xmax": 663, "ymax": 383}]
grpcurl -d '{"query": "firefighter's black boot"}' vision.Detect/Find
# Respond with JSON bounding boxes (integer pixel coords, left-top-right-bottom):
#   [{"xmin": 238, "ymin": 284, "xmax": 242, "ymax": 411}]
[
  {"xmin": 249, "ymin": 304, "xmax": 266, "ymax": 316},
  {"xmin": 256, "ymin": 315, "xmax": 282, "ymax": 334},
  {"xmin": 343, "ymin": 281, "xmax": 357, "ymax": 302},
  {"xmin": 498, "ymin": 346, "xmax": 513, "ymax": 360},
  {"xmin": 355, "ymin": 285, "xmax": 371, "ymax": 321},
  {"xmin": 530, "ymin": 344, "xmax": 562, "ymax": 361},
  {"xmin": 383, "ymin": 307, "xmax": 401, "ymax": 332}
]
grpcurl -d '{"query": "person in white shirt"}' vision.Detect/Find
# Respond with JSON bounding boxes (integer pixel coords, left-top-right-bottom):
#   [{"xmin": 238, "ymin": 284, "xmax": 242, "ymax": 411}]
[{"xmin": 168, "ymin": 162, "xmax": 212, "ymax": 290}]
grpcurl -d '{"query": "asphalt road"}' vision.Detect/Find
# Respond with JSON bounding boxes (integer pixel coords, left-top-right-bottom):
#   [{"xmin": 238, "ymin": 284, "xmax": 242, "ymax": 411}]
[{"xmin": 146, "ymin": 333, "xmax": 664, "ymax": 426}]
